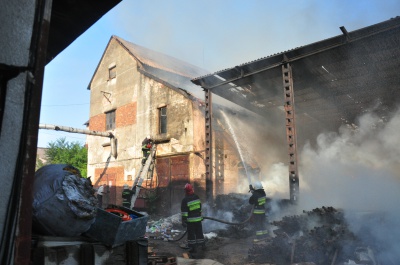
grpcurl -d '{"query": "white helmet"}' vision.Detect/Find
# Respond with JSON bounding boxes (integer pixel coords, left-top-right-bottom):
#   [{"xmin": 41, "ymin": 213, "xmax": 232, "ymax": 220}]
[
  {"xmin": 123, "ymin": 184, "xmax": 129, "ymax": 189},
  {"xmin": 252, "ymin": 181, "xmax": 263, "ymax": 190}
]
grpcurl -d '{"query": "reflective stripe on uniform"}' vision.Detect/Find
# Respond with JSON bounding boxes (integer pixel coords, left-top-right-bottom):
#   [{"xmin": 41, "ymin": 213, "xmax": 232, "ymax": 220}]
[
  {"xmin": 196, "ymin": 238, "xmax": 205, "ymax": 244},
  {"xmin": 258, "ymin": 196, "xmax": 266, "ymax": 206},
  {"xmin": 187, "ymin": 199, "xmax": 201, "ymax": 211},
  {"xmin": 181, "ymin": 212, "xmax": 188, "ymax": 217},
  {"xmin": 187, "ymin": 216, "xmax": 203, "ymax": 222},
  {"xmin": 253, "ymin": 209, "xmax": 265, "ymax": 214},
  {"xmin": 256, "ymin": 230, "xmax": 268, "ymax": 236}
]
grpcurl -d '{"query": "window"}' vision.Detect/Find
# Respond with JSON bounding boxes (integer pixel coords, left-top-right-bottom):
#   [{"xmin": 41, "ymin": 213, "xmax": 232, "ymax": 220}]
[
  {"xmin": 106, "ymin": 110, "xmax": 116, "ymax": 130},
  {"xmin": 159, "ymin": 106, "xmax": 167, "ymax": 134},
  {"xmin": 108, "ymin": 65, "xmax": 116, "ymax": 80}
]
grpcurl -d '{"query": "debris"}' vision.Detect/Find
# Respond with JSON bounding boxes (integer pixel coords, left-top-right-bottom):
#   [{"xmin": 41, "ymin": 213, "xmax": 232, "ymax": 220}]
[
  {"xmin": 248, "ymin": 206, "xmax": 378, "ymax": 264},
  {"xmin": 146, "ymin": 213, "xmax": 184, "ymax": 241},
  {"xmin": 204, "ymin": 232, "xmax": 218, "ymax": 240}
]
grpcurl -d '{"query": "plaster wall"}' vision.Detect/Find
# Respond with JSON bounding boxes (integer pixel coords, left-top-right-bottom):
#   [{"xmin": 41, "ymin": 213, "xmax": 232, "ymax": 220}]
[{"xmin": 87, "ymin": 38, "xmax": 203, "ymax": 191}]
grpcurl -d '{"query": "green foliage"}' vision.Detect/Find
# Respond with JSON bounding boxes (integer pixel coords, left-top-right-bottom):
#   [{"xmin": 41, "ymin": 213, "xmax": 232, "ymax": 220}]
[{"xmin": 45, "ymin": 137, "xmax": 88, "ymax": 177}]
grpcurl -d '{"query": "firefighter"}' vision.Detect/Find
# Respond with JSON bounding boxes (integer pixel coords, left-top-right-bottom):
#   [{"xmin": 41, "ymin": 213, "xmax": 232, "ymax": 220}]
[
  {"xmin": 96, "ymin": 183, "xmax": 107, "ymax": 208},
  {"xmin": 181, "ymin": 183, "xmax": 205, "ymax": 253},
  {"xmin": 249, "ymin": 181, "xmax": 268, "ymax": 242},
  {"xmin": 141, "ymin": 135, "xmax": 153, "ymax": 165},
  {"xmin": 122, "ymin": 184, "xmax": 133, "ymax": 209}
]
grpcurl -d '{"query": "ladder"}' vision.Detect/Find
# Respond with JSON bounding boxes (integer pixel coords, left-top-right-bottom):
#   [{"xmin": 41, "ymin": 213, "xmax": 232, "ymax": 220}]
[{"xmin": 130, "ymin": 144, "xmax": 157, "ymax": 206}]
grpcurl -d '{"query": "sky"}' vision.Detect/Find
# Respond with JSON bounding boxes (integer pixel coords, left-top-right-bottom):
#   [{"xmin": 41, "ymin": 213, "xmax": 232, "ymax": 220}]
[{"xmin": 38, "ymin": 0, "xmax": 400, "ymax": 147}]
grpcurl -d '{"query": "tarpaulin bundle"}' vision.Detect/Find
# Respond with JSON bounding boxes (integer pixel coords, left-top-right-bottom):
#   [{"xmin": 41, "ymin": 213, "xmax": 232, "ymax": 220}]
[{"xmin": 32, "ymin": 164, "xmax": 97, "ymax": 236}]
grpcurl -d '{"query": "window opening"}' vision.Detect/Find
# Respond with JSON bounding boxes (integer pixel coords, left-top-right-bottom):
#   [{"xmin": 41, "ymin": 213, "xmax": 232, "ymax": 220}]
[
  {"xmin": 159, "ymin": 106, "xmax": 167, "ymax": 134},
  {"xmin": 109, "ymin": 65, "xmax": 116, "ymax": 80},
  {"xmin": 106, "ymin": 110, "xmax": 116, "ymax": 130}
]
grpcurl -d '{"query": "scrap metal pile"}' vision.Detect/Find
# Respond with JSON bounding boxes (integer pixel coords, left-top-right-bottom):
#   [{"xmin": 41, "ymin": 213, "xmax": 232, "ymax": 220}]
[{"xmin": 248, "ymin": 206, "xmax": 377, "ymax": 265}]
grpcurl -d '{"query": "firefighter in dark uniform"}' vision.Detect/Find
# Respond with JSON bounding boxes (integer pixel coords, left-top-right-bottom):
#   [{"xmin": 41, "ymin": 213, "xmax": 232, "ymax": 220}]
[
  {"xmin": 249, "ymin": 181, "xmax": 268, "ymax": 242},
  {"xmin": 122, "ymin": 184, "xmax": 133, "ymax": 209},
  {"xmin": 141, "ymin": 135, "xmax": 153, "ymax": 165},
  {"xmin": 181, "ymin": 183, "xmax": 205, "ymax": 253}
]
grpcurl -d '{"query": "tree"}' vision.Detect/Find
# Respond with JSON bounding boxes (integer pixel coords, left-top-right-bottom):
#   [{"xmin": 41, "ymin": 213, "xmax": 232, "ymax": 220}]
[{"xmin": 45, "ymin": 137, "xmax": 88, "ymax": 177}]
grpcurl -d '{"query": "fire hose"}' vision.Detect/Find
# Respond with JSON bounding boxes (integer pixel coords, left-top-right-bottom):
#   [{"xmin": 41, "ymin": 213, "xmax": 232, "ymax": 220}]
[{"xmin": 168, "ymin": 205, "xmax": 254, "ymax": 242}]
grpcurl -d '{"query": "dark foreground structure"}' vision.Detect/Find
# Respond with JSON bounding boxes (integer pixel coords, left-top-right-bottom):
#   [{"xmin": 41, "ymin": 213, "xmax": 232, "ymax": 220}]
[{"xmin": 0, "ymin": 1, "xmax": 121, "ymax": 264}]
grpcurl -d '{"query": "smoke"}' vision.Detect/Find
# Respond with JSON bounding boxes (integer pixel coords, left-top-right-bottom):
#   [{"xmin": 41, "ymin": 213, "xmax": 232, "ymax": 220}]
[
  {"xmin": 202, "ymin": 202, "xmax": 233, "ymax": 232},
  {"xmin": 297, "ymin": 109, "xmax": 400, "ymax": 263},
  {"xmin": 262, "ymin": 162, "xmax": 289, "ymax": 198},
  {"xmin": 115, "ymin": 1, "xmax": 400, "ymax": 73},
  {"xmin": 215, "ymin": 106, "xmax": 288, "ymax": 194},
  {"xmin": 298, "ymin": 109, "xmax": 400, "ymax": 211}
]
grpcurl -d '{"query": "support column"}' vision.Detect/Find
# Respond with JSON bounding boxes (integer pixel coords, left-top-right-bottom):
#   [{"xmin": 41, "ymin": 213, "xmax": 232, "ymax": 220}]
[
  {"xmin": 204, "ymin": 89, "xmax": 213, "ymax": 203},
  {"xmin": 215, "ymin": 132, "xmax": 224, "ymax": 195},
  {"xmin": 282, "ymin": 62, "xmax": 299, "ymax": 202}
]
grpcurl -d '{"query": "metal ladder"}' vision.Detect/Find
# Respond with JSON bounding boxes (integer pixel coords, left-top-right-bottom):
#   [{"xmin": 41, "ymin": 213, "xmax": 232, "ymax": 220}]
[{"xmin": 130, "ymin": 144, "xmax": 157, "ymax": 206}]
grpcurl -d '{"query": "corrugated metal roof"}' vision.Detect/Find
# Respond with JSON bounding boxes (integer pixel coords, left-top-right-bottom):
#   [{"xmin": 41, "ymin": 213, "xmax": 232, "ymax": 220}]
[{"xmin": 191, "ymin": 16, "xmax": 400, "ymax": 141}]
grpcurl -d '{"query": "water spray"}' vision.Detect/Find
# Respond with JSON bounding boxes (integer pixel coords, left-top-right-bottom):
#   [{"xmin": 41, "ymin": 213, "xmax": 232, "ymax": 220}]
[{"xmin": 220, "ymin": 110, "xmax": 252, "ymax": 186}]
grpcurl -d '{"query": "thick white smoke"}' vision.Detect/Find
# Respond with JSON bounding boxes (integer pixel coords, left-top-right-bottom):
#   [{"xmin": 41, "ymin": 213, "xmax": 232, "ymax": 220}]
[
  {"xmin": 298, "ymin": 110, "xmax": 400, "ymax": 211},
  {"xmin": 298, "ymin": 109, "xmax": 400, "ymax": 263}
]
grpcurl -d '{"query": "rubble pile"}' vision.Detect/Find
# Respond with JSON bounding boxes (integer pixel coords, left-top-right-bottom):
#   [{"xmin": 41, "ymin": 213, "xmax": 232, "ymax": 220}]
[
  {"xmin": 146, "ymin": 213, "xmax": 183, "ymax": 241},
  {"xmin": 248, "ymin": 206, "xmax": 373, "ymax": 265}
]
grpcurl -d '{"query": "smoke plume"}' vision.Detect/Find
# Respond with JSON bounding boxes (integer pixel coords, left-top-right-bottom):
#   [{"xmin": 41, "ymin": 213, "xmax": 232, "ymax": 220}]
[
  {"xmin": 298, "ymin": 109, "xmax": 400, "ymax": 263},
  {"xmin": 299, "ymin": 109, "xmax": 400, "ymax": 211}
]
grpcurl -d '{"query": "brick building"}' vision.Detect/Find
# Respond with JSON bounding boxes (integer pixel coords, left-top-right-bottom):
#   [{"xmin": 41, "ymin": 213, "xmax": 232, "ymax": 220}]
[{"xmin": 86, "ymin": 35, "xmax": 257, "ymax": 215}]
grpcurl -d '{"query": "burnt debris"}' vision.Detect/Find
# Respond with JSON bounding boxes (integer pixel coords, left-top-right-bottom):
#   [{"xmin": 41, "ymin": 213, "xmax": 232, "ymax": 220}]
[{"xmin": 248, "ymin": 206, "xmax": 380, "ymax": 265}]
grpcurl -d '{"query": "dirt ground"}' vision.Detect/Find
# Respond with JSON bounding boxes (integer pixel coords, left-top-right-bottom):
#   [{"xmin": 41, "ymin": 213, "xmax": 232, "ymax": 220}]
[{"xmin": 148, "ymin": 234, "xmax": 258, "ymax": 265}]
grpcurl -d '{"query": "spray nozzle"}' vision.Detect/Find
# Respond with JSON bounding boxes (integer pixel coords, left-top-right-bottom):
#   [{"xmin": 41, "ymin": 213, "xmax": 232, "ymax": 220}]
[{"xmin": 249, "ymin": 184, "xmax": 254, "ymax": 193}]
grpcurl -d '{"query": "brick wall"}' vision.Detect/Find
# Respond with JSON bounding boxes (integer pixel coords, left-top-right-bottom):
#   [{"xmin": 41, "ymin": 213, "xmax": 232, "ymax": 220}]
[
  {"xmin": 95, "ymin": 166, "xmax": 126, "ymax": 206},
  {"xmin": 89, "ymin": 113, "xmax": 106, "ymax": 131},
  {"xmin": 116, "ymin": 102, "xmax": 136, "ymax": 127}
]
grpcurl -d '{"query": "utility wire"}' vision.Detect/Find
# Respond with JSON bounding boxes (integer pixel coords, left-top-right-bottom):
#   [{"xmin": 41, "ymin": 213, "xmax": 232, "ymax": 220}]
[{"xmin": 41, "ymin": 103, "xmax": 89, "ymax": 107}]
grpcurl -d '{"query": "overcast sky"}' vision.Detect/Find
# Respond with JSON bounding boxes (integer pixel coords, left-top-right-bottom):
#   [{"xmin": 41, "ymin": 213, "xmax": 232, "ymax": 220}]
[{"xmin": 38, "ymin": 0, "xmax": 400, "ymax": 147}]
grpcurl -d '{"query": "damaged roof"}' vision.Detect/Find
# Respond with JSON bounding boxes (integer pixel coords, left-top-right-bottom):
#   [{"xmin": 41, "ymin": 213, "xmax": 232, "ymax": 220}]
[
  {"xmin": 114, "ymin": 36, "xmax": 209, "ymax": 79},
  {"xmin": 192, "ymin": 17, "xmax": 400, "ymax": 139},
  {"xmin": 96, "ymin": 35, "xmax": 210, "ymax": 100}
]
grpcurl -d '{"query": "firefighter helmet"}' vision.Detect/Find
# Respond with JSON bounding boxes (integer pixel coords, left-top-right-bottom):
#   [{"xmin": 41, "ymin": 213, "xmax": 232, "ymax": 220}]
[
  {"xmin": 252, "ymin": 181, "xmax": 263, "ymax": 190},
  {"xmin": 123, "ymin": 184, "xmax": 129, "ymax": 189},
  {"xmin": 184, "ymin": 183, "xmax": 194, "ymax": 194}
]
